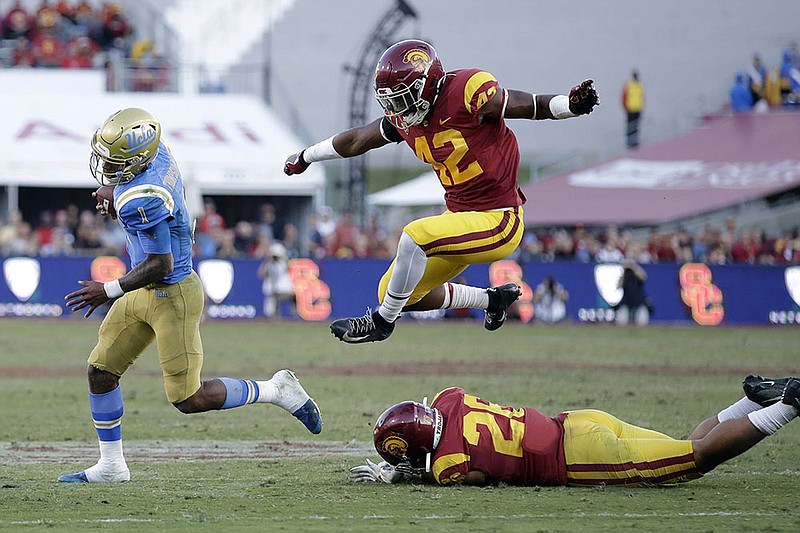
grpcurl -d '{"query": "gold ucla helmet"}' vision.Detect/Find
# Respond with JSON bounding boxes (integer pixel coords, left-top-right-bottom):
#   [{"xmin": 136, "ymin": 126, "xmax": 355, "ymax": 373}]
[{"xmin": 90, "ymin": 108, "xmax": 161, "ymax": 185}]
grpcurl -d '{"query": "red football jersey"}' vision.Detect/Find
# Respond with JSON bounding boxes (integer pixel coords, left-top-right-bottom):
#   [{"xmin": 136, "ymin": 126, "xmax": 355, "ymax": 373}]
[
  {"xmin": 394, "ymin": 69, "xmax": 525, "ymax": 212},
  {"xmin": 430, "ymin": 387, "xmax": 567, "ymax": 486}
]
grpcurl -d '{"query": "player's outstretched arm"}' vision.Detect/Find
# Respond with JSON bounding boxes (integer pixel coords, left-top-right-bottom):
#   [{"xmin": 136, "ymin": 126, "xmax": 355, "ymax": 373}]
[
  {"xmin": 284, "ymin": 119, "xmax": 389, "ymax": 175},
  {"xmin": 503, "ymin": 80, "xmax": 599, "ymax": 121}
]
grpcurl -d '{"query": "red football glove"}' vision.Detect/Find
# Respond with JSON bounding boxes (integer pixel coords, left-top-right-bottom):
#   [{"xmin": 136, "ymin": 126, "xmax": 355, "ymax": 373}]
[
  {"xmin": 568, "ymin": 79, "xmax": 599, "ymax": 115},
  {"xmin": 284, "ymin": 150, "xmax": 309, "ymax": 175}
]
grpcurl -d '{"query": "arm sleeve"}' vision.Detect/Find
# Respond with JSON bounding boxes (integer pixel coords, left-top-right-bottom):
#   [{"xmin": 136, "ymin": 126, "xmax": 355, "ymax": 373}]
[{"xmin": 137, "ymin": 218, "xmax": 172, "ymax": 255}]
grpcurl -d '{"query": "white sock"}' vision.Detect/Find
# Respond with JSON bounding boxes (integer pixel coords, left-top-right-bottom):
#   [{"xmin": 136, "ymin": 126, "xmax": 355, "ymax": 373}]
[
  {"xmin": 440, "ymin": 282, "xmax": 490, "ymax": 310},
  {"xmin": 379, "ymin": 291, "xmax": 412, "ymax": 323},
  {"xmin": 747, "ymin": 402, "xmax": 798, "ymax": 435},
  {"xmin": 98, "ymin": 439, "xmax": 125, "ymax": 464},
  {"xmin": 84, "ymin": 439, "xmax": 129, "ymax": 481},
  {"xmin": 717, "ymin": 397, "xmax": 763, "ymax": 422},
  {"xmin": 379, "ymin": 232, "xmax": 428, "ymax": 323}
]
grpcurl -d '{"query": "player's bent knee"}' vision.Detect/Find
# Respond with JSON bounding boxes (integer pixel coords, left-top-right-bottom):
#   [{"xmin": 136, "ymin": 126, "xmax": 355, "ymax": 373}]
[{"xmin": 87, "ymin": 365, "xmax": 120, "ymax": 393}]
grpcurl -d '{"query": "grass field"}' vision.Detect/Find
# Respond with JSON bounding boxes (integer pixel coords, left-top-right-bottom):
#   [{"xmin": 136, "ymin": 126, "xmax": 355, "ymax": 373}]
[{"xmin": 0, "ymin": 318, "xmax": 798, "ymax": 532}]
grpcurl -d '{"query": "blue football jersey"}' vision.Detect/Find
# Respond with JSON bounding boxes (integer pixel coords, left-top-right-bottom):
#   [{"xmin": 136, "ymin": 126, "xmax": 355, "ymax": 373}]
[{"xmin": 112, "ymin": 142, "xmax": 194, "ymax": 284}]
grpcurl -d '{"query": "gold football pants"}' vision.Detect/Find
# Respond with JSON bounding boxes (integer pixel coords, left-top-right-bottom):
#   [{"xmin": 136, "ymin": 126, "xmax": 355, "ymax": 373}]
[{"xmin": 378, "ymin": 207, "xmax": 523, "ymax": 305}]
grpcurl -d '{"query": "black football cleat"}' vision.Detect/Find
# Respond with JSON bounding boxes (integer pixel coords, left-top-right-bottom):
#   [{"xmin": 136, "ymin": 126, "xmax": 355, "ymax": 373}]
[
  {"xmin": 781, "ymin": 378, "xmax": 800, "ymax": 410},
  {"xmin": 330, "ymin": 308, "xmax": 395, "ymax": 344},
  {"xmin": 484, "ymin": 283, "xmax": 522, "ymax": 331},
  {"xmin": 743, "ymin": 375, "xmax": 797, "ymax": 407}
]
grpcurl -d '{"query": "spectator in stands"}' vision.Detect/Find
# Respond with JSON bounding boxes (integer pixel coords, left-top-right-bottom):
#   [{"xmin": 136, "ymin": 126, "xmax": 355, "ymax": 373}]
[
  {"xmin": 552, "ymin": 229, "xmax": 576, "ymax": 260},
  {"xmin": 730, "ymin": 72, "xmax": 754, "ymax": 113},
  {"xmin": 315, "ymin": 206, "xmax": 336, "ymax": 243},
  {"xmin": 280, "ymin": 222, "xmax": 302, "ymax": 259},
  {"xmin": 329, "ymin": 211, "xmax": 360, "ymax": 258},
  {"xmin": 40, "ymin": 225, "xmax": 74, "ymax": 256},
  {"xmin": 0, "ymin": 210, "xmax": 25, "ymax": 253},
  {"xmin": 730, "ymin": 229, "xmax": 757, "ymax": 264},
  {"xmin": 691, "ymin": 227, "xmax": 710, "ymax": 263},
  {"xmin": 707, "ymin": 243, "xmax": 729, "ymax": 265},
  {"xmin": 774, "ymin": 229, "xmax": 798, "ymax": 264},
  {"xmin": 10, "ymin": 35, "xmax": 36, "ymax": 66},
  {"xmin": 615, "ymin": 259, "xmax": 650, "ymax": 326},
  {"xmin": 31, "ymin": 26, "xmax": 63, "ymax": 67},
  {"xmin": 74, "ymin": 0, "xmax": 101, "ymax": 43},
  {"xmin": 304, "ymin": 212, "xmax": 326, "ymax": 260},
  {"xmin": 129, "ymin": 39, "xmax": 169, "ymax": 92},
  {"xmin": 3, "ymin": 1, "xmax": 33, "ymax": 40},
  {"xmin": 3, "ymin": 220, "xmax": 38, "ymax": 256},
  {"xmin": 232, "ymin": 221, "xmax": 257, "ymax": 256},
  {"xmin": 532, "ymin": 275, "xmax": 569, "ymax": 324},
  {"xmin": 34, "ymin": 0, "xmax": 60, "ymax": 33},
  {"xmin": 198, "ymin": 200, "xmax": 226, "ymax": 235},
  {"xmin": 256, "ymin": 202, "xmax": 277, "ymax": 242},
  {"xmin": 54, "ymin": 0, "xmax": 75, "ymax": 24},
  {"xmin": 215, "ymin": 228, "xmax": 241, "ymax": 258},
  {"xmin": 34, "ymin": 210, "xmax": 54, "ymax": 248},
  {"xmin": 73, "ymin": 210, "xmax": 104, "ymax": 254},
  {"xmin": 672, "ymin": 227, "xmax": 694, "ymax": 263},
  {"xmin": 258, "ymin": 243, "xmax": 296, "ymax": 319},
  {"xmin": 595, "ymin": 233, "xmax": 624, "ymax": 263},
  {"xmin": 747, "ymin": 53, "xmax": 767, "ymax": 108},
  {"xmin": 60, "ymin": 34, "xmax": 96, "ymax": 68},
  {"xmin": 622, "ymin": 69, "xmax": 644, "ymax": 149},
  {"xmin": 779, "ymin": 44, "xmax": 800, "ymax": 105},
  {"xmin": 98, "ymin": 2, "xmax": 131, "ymax": 50}
]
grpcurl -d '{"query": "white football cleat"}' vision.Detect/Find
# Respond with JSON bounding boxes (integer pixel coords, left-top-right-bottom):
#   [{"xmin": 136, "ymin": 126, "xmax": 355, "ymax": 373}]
[
  {"xmin": 271, "ymin": 369, "xmax": 323, "ymax": 434},
  {"xmin": 58, "ymin": 461, "xmax": 130, "ymax": 483}
]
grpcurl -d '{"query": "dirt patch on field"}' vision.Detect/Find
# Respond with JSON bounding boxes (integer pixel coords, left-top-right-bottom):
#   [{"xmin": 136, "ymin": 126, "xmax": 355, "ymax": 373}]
[
  {"xmin": 1, "ymin": 440, "xmax": 374, "ymax": 466},
  {"xmin": 2, "ymin": 360, "xmax": 791, "ymax": 379}
]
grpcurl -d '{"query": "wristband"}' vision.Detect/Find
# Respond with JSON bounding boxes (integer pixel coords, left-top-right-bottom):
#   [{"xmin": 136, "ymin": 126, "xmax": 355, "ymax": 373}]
[
  {"xmin": 549, "ymin": 95, "xmax": 577, "ymax": 119},
  {"xmin": 303, "ymin": 135, "xmax": 342, "ymax": 163},
  {"xmin": 104, "ymin": 279, "xmax": 124, "ymax": 299}
]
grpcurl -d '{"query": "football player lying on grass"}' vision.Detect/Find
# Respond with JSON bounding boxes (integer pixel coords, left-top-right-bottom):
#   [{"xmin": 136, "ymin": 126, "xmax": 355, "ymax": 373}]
[{"xmin": 350, "ymin": 375, "xmax": 799, "ymax": 487}]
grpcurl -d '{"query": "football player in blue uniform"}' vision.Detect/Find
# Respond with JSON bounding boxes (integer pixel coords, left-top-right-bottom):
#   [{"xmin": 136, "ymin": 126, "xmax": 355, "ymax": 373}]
[{"xmin": 58, "ymin": 108, "xmax": 322, "ymax": 483}]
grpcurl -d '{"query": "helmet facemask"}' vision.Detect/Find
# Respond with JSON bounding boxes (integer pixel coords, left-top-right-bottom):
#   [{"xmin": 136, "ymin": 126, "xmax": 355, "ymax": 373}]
[{"xmin": 375, "ymin": 72, "xmax": 433, "ymax": 131}]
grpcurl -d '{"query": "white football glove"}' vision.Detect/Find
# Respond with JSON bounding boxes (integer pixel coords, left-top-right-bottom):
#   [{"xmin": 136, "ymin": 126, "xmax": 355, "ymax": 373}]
[{"xmin": 348, "ymin": 459, "xmax": 412, "ymax": 484}]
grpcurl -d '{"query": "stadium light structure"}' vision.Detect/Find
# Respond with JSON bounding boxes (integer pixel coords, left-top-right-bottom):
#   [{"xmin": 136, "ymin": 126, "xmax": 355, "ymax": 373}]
[{"xmin": 343, "ymin": 0, "xmax": 418, "ymax": 227}]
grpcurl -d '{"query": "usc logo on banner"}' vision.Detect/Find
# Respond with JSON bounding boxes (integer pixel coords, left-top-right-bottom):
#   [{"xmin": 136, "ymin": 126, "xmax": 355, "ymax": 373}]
[
  {"xmin": 288, "ymin": 259, "xmax": 331, "ymax": 321},
  {"xmin": 679, "ymin": 263, "xmax": 724, "ymax": 325},
  {"xmin": 489, "ymin": 260, "xmax": 532, "ymax": 323}
]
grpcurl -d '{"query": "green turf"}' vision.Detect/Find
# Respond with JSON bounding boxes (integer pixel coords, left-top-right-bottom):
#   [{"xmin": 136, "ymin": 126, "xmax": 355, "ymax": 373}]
[{"xmin": 0, "ymin": 319, "xmax": 798, "ymax": 532}]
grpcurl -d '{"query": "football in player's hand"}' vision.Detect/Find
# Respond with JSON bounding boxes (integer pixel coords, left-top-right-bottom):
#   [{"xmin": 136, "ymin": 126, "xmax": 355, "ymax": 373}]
[{"xmin": 94, "ymin": 185, "xmax": 117, "ymax": 219}]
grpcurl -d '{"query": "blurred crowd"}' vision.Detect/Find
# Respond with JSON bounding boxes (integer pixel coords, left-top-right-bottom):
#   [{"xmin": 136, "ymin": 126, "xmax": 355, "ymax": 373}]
[
  {"xmin": 1, "ymin": 0, "xmax": 170, "ymax": 91},
  {"xmin": 1, "ymin": 202, "xmax": 798, "ymax": 266},
  {"xmin": 729, "ymin": 42, "xmax": 800, "ymax": 112}
]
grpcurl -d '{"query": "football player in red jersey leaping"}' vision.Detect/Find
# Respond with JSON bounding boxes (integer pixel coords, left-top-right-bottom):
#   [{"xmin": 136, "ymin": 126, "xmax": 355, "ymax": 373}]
[
  {"xmin": 285, "ymin": 39, "xmax": 599, "ymax": 344},
  {"xmin": 349, "ymin": 375, "xmax": 799, "ymax": 487}
]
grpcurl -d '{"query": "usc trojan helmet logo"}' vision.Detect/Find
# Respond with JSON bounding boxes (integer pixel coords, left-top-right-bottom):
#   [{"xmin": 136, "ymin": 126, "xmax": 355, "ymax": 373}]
[
  {"xmin": 381, "ymin": 436, "xmax": 409, "ymax": 459},
  {"xmin": 403, "ymin": 48, "xmax": 432, "ymax": 72}
]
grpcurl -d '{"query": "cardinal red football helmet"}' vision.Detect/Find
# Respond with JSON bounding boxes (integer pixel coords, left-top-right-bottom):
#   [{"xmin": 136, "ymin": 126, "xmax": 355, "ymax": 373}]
[
  {"xmin": 373, "ymin": 400, "xmax": 443, "ymax": 470},
  {"xmin": 374, "ymin": 39, "xmax": 445, "ymax": 130}
]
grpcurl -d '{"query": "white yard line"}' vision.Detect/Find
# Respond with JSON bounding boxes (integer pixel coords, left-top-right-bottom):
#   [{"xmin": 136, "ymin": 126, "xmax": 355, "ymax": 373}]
[{"xmin": 0, "ymin": 440, "xmax": 373, "ymax": 465}]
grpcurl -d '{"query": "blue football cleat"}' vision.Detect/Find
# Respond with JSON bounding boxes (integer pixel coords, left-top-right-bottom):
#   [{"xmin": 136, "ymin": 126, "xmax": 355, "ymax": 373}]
[
  {"xmin": 292, "ymin": 398, "xmax": 323, "ymax": 435},
  {"xmin": 57, "ymin": 471, "xmax": 89, "ymax": 483}
]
